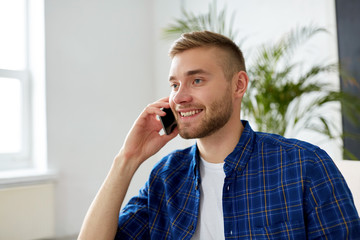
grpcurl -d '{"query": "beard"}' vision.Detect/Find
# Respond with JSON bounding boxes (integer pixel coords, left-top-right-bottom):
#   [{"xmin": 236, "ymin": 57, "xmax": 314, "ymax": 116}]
[{"xmin": 178, "ymin": 86, "xmax": 233, "ymax": 139}]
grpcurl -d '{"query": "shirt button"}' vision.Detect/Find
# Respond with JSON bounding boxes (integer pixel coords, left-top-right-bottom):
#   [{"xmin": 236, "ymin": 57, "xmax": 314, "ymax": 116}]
[
  {"xmin": 188, "ymin": 224, "xmax": 194, "ymax": 231},
  {"xmin": 195, "ymin": 179, "xmax": 199, "ymax": 190},
  {"xmin": 227, "ymin": 185, "xmax": 230, "ymax": 191}
]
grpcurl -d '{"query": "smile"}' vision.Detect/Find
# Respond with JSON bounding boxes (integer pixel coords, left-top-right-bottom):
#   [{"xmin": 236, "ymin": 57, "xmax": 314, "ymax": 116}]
[{"xmin": 179, "ymin": 109, "xmax": 202, "ymax": 117}]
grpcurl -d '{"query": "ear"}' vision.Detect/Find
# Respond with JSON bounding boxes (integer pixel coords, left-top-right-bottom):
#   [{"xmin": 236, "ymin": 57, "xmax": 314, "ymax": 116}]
[{"xmin": 233, "ymin": 71, "xmax": 249, "ymax": 98}]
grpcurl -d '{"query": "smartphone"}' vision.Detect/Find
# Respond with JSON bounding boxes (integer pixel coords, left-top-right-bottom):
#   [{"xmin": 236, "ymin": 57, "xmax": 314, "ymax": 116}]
[{"xmin": 160, "ymin": 108, "xmax": 177, "ymax": 135}]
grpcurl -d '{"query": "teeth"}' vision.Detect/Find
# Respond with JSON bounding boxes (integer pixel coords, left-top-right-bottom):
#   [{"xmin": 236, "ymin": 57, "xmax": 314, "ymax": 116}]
[{"xmin": 180, "ymin": 110, "xmax": 201, "ymax": 117}]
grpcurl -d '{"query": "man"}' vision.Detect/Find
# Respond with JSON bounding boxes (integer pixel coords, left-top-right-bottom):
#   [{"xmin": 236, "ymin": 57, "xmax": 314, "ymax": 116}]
[{"xmin": 79, "ymin": 31, "xmax": 360, "ymax": 239}]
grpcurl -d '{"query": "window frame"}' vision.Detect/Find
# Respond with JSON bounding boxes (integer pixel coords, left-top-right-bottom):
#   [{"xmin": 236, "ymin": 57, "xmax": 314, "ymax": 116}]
[
  {"xmin": 0, "ymin": 0, "xmax": 47, "ymax": 172},
  {"xmin": 0, "ymin": 68, "xmax": 31, "ymax": 170}
]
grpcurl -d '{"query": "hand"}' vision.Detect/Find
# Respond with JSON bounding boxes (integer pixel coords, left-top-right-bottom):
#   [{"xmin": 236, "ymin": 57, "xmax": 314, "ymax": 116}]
[
  {"xmin": 117, "ymin": 97, "xmax": 178, "ymax": 167},
  {"xmin": 79, "ymin": 98, "xmax": 178, "ymax": 240}
]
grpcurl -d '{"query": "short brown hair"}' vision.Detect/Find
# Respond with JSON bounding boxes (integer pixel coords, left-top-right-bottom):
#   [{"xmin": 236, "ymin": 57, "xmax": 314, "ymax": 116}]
[{"xmin": 169, "ymin": 31, "xmax": 246, "ymax": 80}]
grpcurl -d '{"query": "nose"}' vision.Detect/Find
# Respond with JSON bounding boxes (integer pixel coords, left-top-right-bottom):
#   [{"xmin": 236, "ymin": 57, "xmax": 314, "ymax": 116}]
[{"xmin": 171, "ymin": 85, "xmax": 193, "ymax": 105}]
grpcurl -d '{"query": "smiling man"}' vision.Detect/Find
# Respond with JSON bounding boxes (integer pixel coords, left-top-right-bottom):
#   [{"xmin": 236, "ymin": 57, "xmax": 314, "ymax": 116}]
[
  {"xmin": 79, "ymin": 31, "xmax": 360, "ymax": 239},
  {"xmin": 169, "ymin": 47, "xmax": 238, "ymax": 141}
]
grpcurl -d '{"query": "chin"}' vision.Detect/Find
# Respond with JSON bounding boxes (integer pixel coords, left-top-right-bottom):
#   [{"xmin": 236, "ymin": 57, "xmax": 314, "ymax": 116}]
[
  {"xmin": 178, "ymin": 127, "xmax": 216, "ymax": 139},
  {"xmin": 178, "ymin": 127, "xmax": 197, "ymax": 139},
  {"xmin": 178, "ymin": 130, "xmax": 196, "ymax": 139}
]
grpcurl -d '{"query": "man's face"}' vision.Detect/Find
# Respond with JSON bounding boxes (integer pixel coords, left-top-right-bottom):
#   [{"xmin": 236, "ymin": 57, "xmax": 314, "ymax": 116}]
[{"xmin": 168, "ymin": 47, "xmax": 234, "ymax": 139}]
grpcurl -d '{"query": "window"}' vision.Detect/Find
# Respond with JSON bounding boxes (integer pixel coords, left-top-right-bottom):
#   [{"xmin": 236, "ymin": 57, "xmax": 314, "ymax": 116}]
[{"xmin": 0, "ymin": 0, "xmax": 46, "ymax": 172}]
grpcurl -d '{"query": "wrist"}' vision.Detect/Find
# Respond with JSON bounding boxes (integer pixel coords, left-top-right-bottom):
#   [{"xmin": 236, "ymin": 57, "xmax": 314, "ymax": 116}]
[{"xmin": 114, "ymin": 149, "xmax": 143, "ymax": 175}]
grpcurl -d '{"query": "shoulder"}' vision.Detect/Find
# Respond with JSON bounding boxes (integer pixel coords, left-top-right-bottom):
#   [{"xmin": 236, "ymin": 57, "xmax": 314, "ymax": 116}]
[
  {"xmin": 254, "ymin": 131, "xmax": 328, "ymax": 160},
  {"xmin": 256, "ymin": 131, "xmax": 318, "ymax": 151},
  {"xmin": 255, "ymin": 131, "xmax": 342, "ymax": 183},
  {"xmin": 252, "ymin": 131, "xmax": 337, "ymax": 179}
]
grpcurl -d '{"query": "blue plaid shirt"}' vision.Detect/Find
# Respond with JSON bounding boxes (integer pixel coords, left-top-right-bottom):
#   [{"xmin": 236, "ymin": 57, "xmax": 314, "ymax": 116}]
[{"xmin": 116, "ymin": 121, "xmax": 360, "ymax": 239}]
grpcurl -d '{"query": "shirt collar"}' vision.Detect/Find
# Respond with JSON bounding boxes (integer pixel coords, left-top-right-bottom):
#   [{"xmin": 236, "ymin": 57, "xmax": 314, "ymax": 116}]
[
  {"xmin": 190, "ymin": 144, "xmax": 200, "ymax": 180},
  {"xmin": 191, "ymin": 120, "xmax": 255, "ymax": 178},
  {"xmin": 223, "ymin": 120, "xmax": 255, "ymax": 176}
]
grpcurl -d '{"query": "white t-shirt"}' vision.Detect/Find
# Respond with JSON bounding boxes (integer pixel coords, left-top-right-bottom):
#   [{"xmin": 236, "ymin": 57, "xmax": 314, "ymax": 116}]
[{"xmin": 191, "ymin": 157, "xmax": 226, "ymax": 240}]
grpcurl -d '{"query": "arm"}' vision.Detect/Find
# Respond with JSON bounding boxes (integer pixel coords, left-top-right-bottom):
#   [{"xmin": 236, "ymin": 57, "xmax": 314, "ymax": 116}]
[{"xmin": 78, "ymin": 97, "xmax": 178, "ymax": 240}]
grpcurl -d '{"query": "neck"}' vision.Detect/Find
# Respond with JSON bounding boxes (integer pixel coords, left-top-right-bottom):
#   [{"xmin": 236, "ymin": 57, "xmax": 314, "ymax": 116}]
[{"xmin": 197, "ymin": 116, "xmax": 244, "ymax": 164}]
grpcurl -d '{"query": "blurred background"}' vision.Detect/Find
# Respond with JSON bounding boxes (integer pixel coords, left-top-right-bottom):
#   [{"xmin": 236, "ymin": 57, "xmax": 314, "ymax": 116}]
[{"xmin": 0, "ymin": 0, "xmax": 359, "ymax": 239}]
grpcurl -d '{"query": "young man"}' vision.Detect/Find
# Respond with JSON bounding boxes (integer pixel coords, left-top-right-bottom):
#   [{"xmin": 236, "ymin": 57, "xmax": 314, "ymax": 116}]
[{"xmin": 79, "ymin": 31, "xmax": 360, "ymax": 239}]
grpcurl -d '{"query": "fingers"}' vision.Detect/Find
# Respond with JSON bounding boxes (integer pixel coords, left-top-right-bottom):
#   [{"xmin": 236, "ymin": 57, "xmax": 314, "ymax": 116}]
[
  {"xmin": 141, "ymin": 97, "xmax": 171, "ymax": 117},
  {"xmin": 120, "ymin": 97, "xmax": 177, "ymax": 163},
  {"xmin": 142, "ymin": 97, "xmax": 178, "ymax": 139}
]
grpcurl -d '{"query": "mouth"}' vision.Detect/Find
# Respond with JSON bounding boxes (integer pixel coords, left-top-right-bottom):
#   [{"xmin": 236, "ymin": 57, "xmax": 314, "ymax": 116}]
[{"xmin": 178, "ymin": 109, "xmax": 203, "ymax": 118}]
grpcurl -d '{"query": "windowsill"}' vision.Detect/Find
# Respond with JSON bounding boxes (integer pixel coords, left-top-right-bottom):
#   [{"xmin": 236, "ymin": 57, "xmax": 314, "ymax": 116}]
[{"xmin": 0, "ymin": 169, "xmax": 57, "ymax": 189}]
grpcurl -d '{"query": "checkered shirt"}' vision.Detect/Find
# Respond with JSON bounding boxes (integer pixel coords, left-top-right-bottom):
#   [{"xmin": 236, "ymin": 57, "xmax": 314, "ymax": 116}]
[{"xmin": 115, "ymin": 121, "xmax": 360, "ymax": 239}]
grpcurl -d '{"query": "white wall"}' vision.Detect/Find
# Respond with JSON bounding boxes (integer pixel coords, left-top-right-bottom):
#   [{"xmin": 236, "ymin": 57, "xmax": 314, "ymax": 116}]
[
  {"xmin": 45, "ymin": 0, "xmax": 155, "ymax": 236},
  {"xmin": 42, "ymin": 0, "xmax": 345, "ymax": 238}
]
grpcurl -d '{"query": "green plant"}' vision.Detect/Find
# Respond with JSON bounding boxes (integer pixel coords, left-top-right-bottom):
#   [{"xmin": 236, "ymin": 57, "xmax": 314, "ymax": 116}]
[
  {"xmin": 243, "ymin": 26, "xmax": 338, "ymax": 136},
  {"xmin": 163, "ymin": 1, "xmax": 360, "ymax": 159},
  {"xmin": 162, "ymin": 0, "xmax": 238, "ymax": 42}
]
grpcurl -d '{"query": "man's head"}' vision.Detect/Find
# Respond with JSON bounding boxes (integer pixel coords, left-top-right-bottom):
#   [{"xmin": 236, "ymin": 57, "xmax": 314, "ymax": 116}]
[
  {"xmin": 169, "ymin": 31, "xmax": 246, "ymax": 81},
  {"xmin": 168, "ymin": 31, "xmax": 248, "ymax": 139}
]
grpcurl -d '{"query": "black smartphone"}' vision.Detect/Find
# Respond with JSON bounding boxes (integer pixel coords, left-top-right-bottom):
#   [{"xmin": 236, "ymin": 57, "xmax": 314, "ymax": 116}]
[{"xmin": 160, "ymin": 108, "xmax": 177, "ymax": 135}]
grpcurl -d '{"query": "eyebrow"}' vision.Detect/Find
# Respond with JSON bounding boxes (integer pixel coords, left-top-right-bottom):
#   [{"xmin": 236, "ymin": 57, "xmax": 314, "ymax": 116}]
[{"xmin": 169, "ymin": 69, "xmax": 210, "ymax": 81}]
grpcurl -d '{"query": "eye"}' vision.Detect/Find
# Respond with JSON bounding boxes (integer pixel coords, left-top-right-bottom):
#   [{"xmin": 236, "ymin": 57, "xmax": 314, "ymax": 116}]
[
  {"xmin": 170, "ymin": 82, "xmax": 179, "ymax": 90},
  {"xmin": 194, "ymin": 78, "xmax": 202, "ymax": 84}
]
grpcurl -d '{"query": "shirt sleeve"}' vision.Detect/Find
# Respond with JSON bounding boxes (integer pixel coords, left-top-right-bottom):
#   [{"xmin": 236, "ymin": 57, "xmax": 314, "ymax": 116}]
[
  {"xmin": 114, "ymin": 181, "xmax": 150, "ymax": 240},
  {"xmin": 305, "ymin": 148, "xmax": 360, "ymax": 239}
]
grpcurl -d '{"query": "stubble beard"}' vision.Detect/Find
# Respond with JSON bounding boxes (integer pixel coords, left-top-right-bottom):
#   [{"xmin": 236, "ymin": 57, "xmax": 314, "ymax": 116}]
[{"xmin": 178, "ymin": 87, "xmax": 233, "ymax": 139}]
